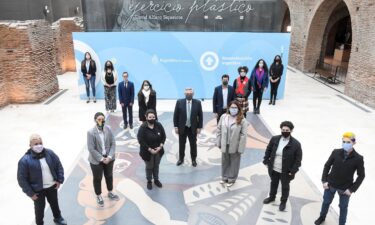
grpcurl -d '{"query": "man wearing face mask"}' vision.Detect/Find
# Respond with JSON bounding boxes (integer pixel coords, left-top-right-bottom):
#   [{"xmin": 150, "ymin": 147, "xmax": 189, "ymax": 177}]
[
  {"xmin": 87, "ymin": 112, "xmax": 119, "ymax": 207},
  {"xmin": 233, "ymin": 66, "xmax": 251, "ymax": 117},
  {"xmin": 314, "ymin": 132, "xmax": 365, "ymax": 225},
  {"xmin": 213, "ymin": 74, "xmax": 235, "ymax": 124},
  {"xmin": 263, "ymin": 121, "xmax": 302, "ymax": 211},
  {"xmin": 173, "ymin": 87, "xmax": 203, "ymax": 167},
  {"xmin": 17, "ymin": 134, "xmax": 67, "ymax": 225}
]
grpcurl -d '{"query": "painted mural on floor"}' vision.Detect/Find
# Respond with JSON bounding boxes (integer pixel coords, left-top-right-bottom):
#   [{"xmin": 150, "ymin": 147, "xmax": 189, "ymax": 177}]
[{"xmin": 45, "ymin": 112, "xmax": 337, "ymax": 225}]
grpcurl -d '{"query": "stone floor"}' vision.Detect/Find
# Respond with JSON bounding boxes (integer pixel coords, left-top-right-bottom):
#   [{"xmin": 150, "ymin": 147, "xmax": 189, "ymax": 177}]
[{"xmin": 0, "ymin": 68, "xmax": 374, "ymax": 225}]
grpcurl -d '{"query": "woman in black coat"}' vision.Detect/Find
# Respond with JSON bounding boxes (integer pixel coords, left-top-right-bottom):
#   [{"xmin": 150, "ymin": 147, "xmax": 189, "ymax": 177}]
[
  {"xmin": 137, "ymin": 109, "xmax": 166, "ymax": 190},
  {"xmin": 81, "ymin": 52, "xmax": 97, "ymax": 103},
  {"xmin": 137, "ymin": 80, "xmax": 157, "ymax": 122},
  {"xmin": 269, "ymin": 55, "xmax": 284, "ymax": 105}
]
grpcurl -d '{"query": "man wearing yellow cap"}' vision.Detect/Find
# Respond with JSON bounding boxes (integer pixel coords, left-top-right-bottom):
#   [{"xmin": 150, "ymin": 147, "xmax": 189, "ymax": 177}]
[{"xmin": 315, "ymin": 132, "xmax": 365, "ymax": 225}]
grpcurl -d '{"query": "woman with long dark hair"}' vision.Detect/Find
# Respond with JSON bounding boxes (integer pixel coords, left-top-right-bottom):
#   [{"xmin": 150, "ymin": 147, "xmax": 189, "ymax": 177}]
[
  {"xmin": 101, "ymin": 60, "xmax": 118, "ymax": 112},
  {"xmin": 81, "ymin": 52, "xmax": 97, "ymax": 103},
  {"xmin": 250, "ymin": 59, "xmax": 269, "ymax": 114},
  {"xmin": 137, "ymin": 80, "xmax": 157, "ymax": 122},
  {"xmin": 269, "ymin": 55, "xmax": 284, "ymax": 105},
  {"xmin": 217, "ymin": 101, "xmax": 248, "ymax": 187}
]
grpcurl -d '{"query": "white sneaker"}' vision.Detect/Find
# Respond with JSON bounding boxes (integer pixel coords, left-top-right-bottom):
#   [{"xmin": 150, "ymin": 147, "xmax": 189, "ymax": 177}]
[{"xmin": 226, "ymin": 182, "xmax": 234, "ymax": 187}]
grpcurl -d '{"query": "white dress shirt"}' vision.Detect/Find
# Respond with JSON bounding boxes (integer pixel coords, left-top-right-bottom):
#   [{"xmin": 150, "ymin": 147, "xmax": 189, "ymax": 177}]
[{"xmin": 222, "ymin": 87, "xmax": 228, "ymax": 109}]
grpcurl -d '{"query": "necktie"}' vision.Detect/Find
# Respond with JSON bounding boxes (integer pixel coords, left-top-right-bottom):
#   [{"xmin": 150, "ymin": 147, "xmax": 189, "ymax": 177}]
[{"xmin": 186, "ymin": 101, "xmax": 191, "ymax": 127}]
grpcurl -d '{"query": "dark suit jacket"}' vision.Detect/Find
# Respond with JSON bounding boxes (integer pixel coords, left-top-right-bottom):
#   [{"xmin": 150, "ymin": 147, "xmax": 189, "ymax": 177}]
[
  {"xmin": 263, "ymin": 135, "xmax": 302, "ymax": 179},
  {"xmin": 80, "ymin": 59, "xmax": 96, "ymax": 77},
  {"xmin": 118, "ymin": 81, "xmax": 135, "ymax": 106},
  {"xmin": 138, "ymin": 90, "xmax": 157, "ymax": 121},
  {"xmin": 212, "ymin": 85, "xmax": 235, "ymax": 113},
  {"xmin": 173, "ymin": 98, "xmax": 203, "ymax": 135}
]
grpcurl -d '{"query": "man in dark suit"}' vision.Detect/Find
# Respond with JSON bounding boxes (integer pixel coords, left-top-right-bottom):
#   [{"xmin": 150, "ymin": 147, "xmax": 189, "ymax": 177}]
[
  {"xmin": 213, "ymin": 74, "xmax": 235, "ymax": 123},
  {"xmin": 118, "ymin": 72, "xmax": 135, "ymax": 129},
  {"xmin": 173, "ymin": 87, "xmax": 203, "ymax": 167},
  {"xmin": 262, "ymin": 121, "xmax": 302, "ymax": 211}
]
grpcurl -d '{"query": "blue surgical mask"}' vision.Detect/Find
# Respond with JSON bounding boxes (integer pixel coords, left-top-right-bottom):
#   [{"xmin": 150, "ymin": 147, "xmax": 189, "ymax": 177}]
[
  {"xmin": 342, "ymin": 142, "xmax": 353, "ymax": 152},
  {"xmin": 229, "ymin": 108, "xmax": 238, "ymax": 116}
]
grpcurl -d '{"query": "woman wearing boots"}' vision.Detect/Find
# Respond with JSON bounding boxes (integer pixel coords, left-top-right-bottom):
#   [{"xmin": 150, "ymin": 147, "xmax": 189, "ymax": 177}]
[
  {"xmin": 250, "ymin": 59, "xmax": 269, "ymax": 114},
  {"xmin": 269, "ymin": 55, "xmax": 284, "ymax": 105}
]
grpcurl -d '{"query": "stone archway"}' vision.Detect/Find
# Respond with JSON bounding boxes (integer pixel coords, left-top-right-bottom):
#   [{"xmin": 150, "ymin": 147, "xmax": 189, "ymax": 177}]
[{"xmin": 303, "ymin": 0, "xmax": 355, "ymax": 73}]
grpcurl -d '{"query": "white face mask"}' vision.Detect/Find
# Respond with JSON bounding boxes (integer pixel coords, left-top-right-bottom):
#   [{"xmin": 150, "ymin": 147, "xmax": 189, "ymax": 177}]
[
  {"xmin": 32, "ymin": 144, "xmax": 44, "ymax": 153},
  {"xmin": 240, "ymin": 72, "xmax": 246, "ymax": 77},
  {"xmin": 143, "ymin": 85, "xmax": 150, "ymax": 91},
  {"xmin": 259, "ymin": 63, "xmax": 264, "ymax": 68}
]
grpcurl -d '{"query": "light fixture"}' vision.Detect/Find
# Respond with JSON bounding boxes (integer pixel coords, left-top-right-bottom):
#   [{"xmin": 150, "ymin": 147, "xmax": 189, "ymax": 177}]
[
  {"xmin": 286, "ymin": 25, "xmax": 292, "ymax": 32},
  {"xmin": 239, "ymin": 15, "xmax": 244, "ymax": 20},
  {"xmin": 215, "ymin": 15, "xmax": 223, "ymax": 20},
  {"xmin": 204, "ymin": 15, "xmax": 208, "ymax": 19}
]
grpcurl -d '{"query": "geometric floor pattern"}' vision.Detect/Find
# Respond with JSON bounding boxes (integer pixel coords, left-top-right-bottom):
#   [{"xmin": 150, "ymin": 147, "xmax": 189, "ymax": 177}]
[{"xmin": 45, "ymin": 112, "xmax": 336, "ymax": 225}]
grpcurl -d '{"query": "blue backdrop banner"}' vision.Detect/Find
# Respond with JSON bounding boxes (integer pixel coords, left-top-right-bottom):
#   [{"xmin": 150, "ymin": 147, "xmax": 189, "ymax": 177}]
[{"xmin": 73, "ymin": 32, "xmax": 290, "ymax": 99}]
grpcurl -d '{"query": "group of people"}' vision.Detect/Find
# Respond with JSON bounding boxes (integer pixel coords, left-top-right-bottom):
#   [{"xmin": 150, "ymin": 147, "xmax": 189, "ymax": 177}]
[
  {"xmin": 16, "ymin": 53, "xmax": 365, "ymax": 225},
  {"xmin": 213, "ymin": 55, "xmax": 285, "ymax": 119}
]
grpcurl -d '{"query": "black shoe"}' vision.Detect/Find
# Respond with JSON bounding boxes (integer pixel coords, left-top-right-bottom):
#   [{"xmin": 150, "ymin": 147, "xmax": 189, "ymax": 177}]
[
  {"xmin": 263, "ymin": 197, "xmax": 275, "ymax": 204},
  {"xmin": 124, "ymin": 124, "xmax": 128, "ymax": 129},
  {"xmin": 108, "ymin": 192, "xmax": 119, "ymax": 201},
  {"xmin": 269, "ymin": 101, "xmax": 272, "ymax": 105},
  {"xmin": 154, "ymin": 180, "xmax": 162, "ymax": 188},
  {"xmin": 192, "ymin": 160, "xmax": 197, "ymax": 167},
  {"xmin": 147, "ymin": 181, "xmax": 152, "ymax": 190},
  {"xmin": 314, "ymin": 216, "xmax": 325, "ymax": 225},
  {"xmin": 176, "ymin": 160, "xmax": 183, "ymax": 166},
  {"xmin": 272, "ymin": 101, "xmax": 276, "ymax": 105},
  {"xmin": 256, "ymin": 109, "xmax": 260, "ymax": 114},
  {"xmin": 253, "ymin": 109, "xmax": 257, "ymax": 114},
  {"xmin": 53, "ymin": 217, "xmax": 67, "ymax": 225},
  {"xmin": 93, "ymin": 97, "xmax": 97, "ymax": 103},
  {"xmin": 130, "ymin": 125, "xmax": 133, "ymax": 129},
  {"xmin": 279, "ymin": 201, "xmax": 286, "ymax": 211}
]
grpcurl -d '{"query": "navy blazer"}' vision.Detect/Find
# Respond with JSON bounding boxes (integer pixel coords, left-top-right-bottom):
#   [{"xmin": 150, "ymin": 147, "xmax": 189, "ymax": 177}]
[
  {"xmin": 212, "ymin": 85, "xmax": 235, "ymax": 113},
  {"xmin": 118, "ymin": 81, "xmax": 135, "ymax": 106},
  {"xmin": 173, "ymin": 98, "xmax": 203, "ymax": 135}
]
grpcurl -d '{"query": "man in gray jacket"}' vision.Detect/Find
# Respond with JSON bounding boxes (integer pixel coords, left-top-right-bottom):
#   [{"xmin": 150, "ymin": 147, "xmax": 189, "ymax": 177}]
[{"xmin": 87, "ymin": 112, "xmax": 119, "ymax": 207}]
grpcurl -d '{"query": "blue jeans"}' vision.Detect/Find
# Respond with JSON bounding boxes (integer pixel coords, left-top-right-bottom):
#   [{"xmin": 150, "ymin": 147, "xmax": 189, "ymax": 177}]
[
  {"xmin": 319, "ymin": 186, "xmax": 350, "ymax": 225},
  {"xmin": 83, "ymin": 75, "xmax": 96, "ymax": 98}
]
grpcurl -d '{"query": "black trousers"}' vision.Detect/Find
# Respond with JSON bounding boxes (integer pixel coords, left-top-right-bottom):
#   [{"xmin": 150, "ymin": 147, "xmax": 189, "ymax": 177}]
[
  {"xmin": 178, "ymin": 126, "xmax": 197, "ymax": 161},
  {"xmin": 253, "ymin": 89, "xmax": 264, "ymax": 110},
  {"xmin": 216, "ymin": 108, "xmax": 227, "ymax": 124},
  {"xmin": 122, "ymin": 104, "xmax": 133, "ymax": 126},
  {"xmin": 34, "ymin": 184, "xmax": 62, "ymax": 225},
  {"xmin": 90, "ymin": 160, "xmax": 114, "ymax": 195},
  {"xmin": 270, "ymin": 81, "xmax": 280, "ymax": 102},
  {"xmin": 269, "ymin": 170, "xmax": 292, "ymax": 203}
]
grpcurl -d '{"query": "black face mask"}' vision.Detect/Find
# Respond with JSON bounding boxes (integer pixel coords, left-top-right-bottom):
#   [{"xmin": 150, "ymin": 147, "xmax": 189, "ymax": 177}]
[
  {"xmin": 222, "ymin": 81, "xmax": 228, "ymax": 85},
  {"xmin": 186, "ymin": 95, "xmax": 193, "ymax": 100},
  {"xmin": 147, "ymin": 119, "xmax": 155, "ymax": 125},
  {"xmin": 97, "ymin": 121, "xmax": 105, "ymax": 130},
  {"xmin": 281, "ymin": 131, "xmax": 291, "ymax": 138}
]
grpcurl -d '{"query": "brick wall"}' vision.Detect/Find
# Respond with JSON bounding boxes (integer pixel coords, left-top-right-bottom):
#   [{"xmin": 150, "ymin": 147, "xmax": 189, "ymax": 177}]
[
  {"xmin": 285, "ymin": 0, "xmax": 375, "ymax": 108},
  {"xmin": 53, "ymin": 17, "xmax": 83, "ymax": 74},
  {"xmin": 0, "ymin": 20, "xmax": 59, "ymax": 107}
]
